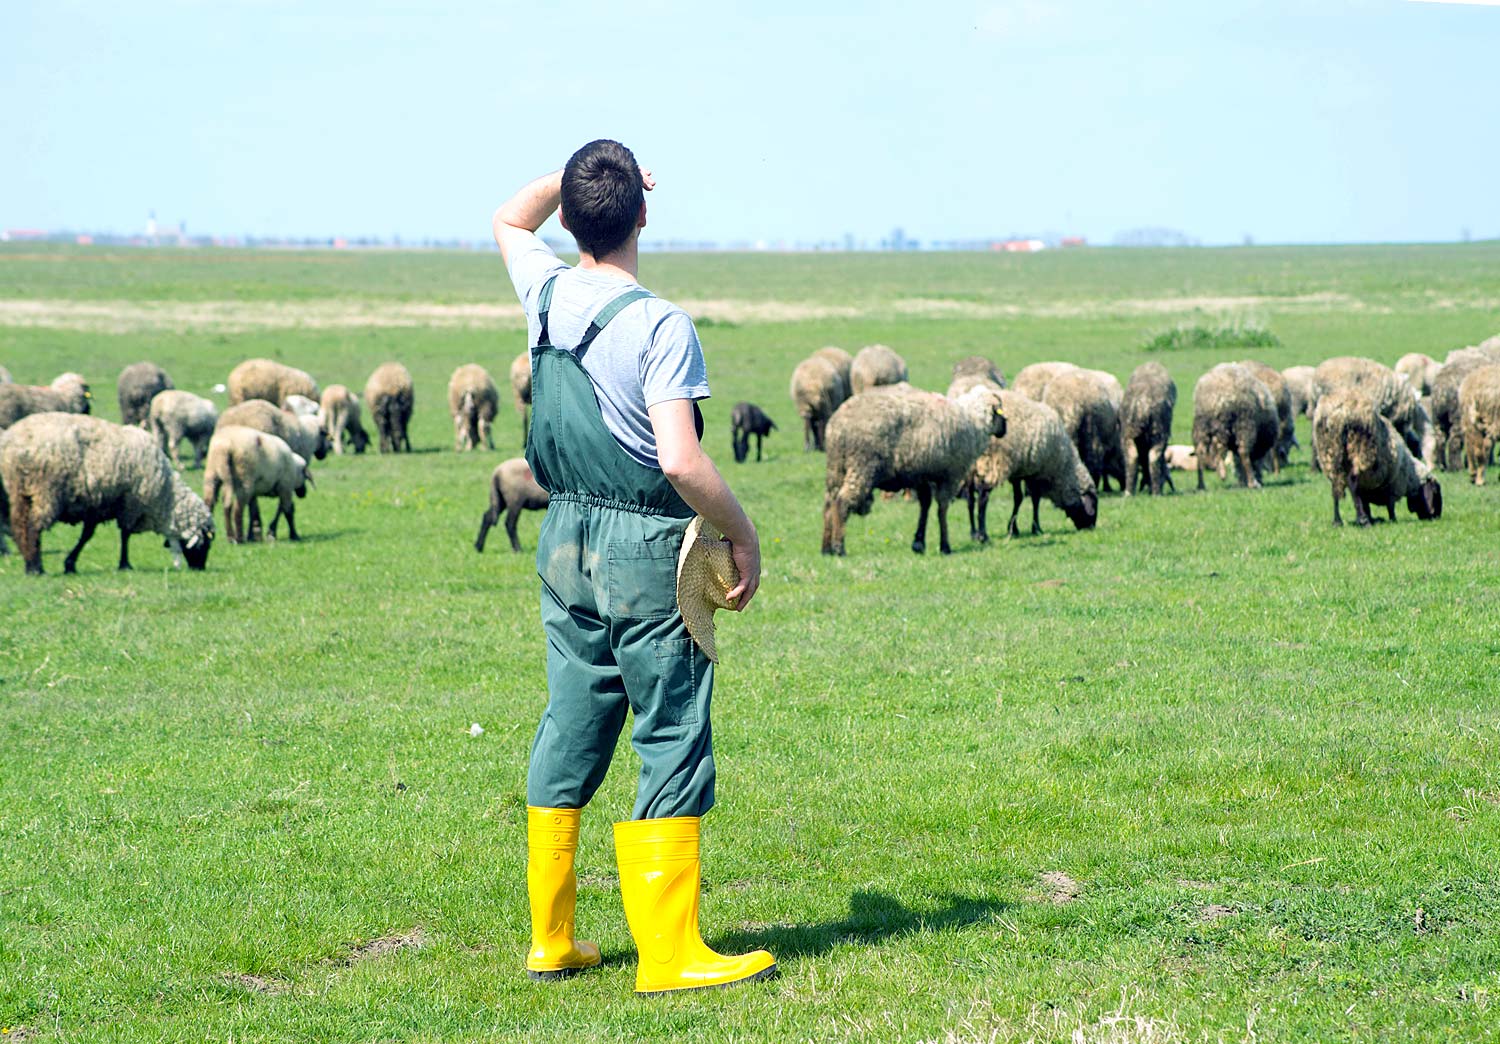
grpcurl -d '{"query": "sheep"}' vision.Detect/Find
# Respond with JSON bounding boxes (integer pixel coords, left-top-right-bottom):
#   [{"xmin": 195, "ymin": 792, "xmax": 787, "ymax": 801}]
[
  {"xmin": 510, "ymin": 351, "xmax": 532, "ymax": 447},
  {"xmin": 283, "ymin": 394, "xmax": 321, "ymax": 419},
  {"xmin": 216, "ymin": 399, "xmax": 330, "ymax": 462},
  {"xmin": 1429, "ymin": 348, "xmax": 1497, "ymax": 470},
  {"xmin": 116, "ymin": 362, "xmax": 174, "ymax": 427},
  {"xmin": 814, "ymin": 346, "xmax": 854, "ymax": 401},
  {"xmin": 1083, "ymin": 368, "xmax": 1125, "ymax": 410},
  {"xmin": 203, "ymin": 427, "xmax": 312, "ymax": 544},
  {"xmin": 0, "ymin": 372, "xmax": 93, "ymax": 430},
  {"xmin": 0, "ymin": 413, "xmax": 213, "ymax": 575},
  {"xmin": 1238, "ymin": 360, "xmax": 1295, "ymax": 469},
  {"xmin": 364, "ymin": 362, "xmax": 415, "ymax": 453},
  {"xmin": 0, "ymin": 366, "xmax": 10, "ymax": 383},
  {"xmin": 1313, "ymin": 387, "xmax": 1442, "ymax": 526},
  {"xmin": 953, "ymin": 355, "xmax": 1007, "ymax": 387},
  {"xmin": 148, "ymin": 390, "xmax": 219, "ymax": 469},
  {"xmin": 1311, "ymin": 356, "xmax": 1428, "ymax": 467},
  {"xmin": 448, "ymin": 363, "xmax": 499, "ymax": 452},
  {"xmin": 319, "ymin": 384, "xmax": 369, "ymax": 455},
  {"xmin": 965, "ymin": 389, "xmax": 1098, "ymax": 542},
  {"xmin": 1120, "ymin": 361, "xmax": 1176, "ymax": 496},
  {"xmin": 1282, "ymin": 365, "xmax": 1317, "ymax": 420},
  {"xmin": 1012, "ymin": 361, "xmax": 1078, "ymax": 401},
  {"xmin": 1191, "ymin": 363, "xmax": 1278, "ymax": 490},
  {"xmin": 227, "ymin": 359, "xmax": 320, "ymax": 406},
  {"xmin": 849, "ymin": 344, "xmax": 909, "ymax": 395},
  {"xmin": 1164, "ymin": 445, "xmax": 1199, "ymax": 471},
  {"xmin": 730, "ymin": 402, "xmax": 777, "ymax": 463},
  {"xmin": 790, "ymin": 355, "xmax": 846, "ymax": 452},
  {"xmin": 475, "ymin": 457, "xmax": 549, "ymax": 553},
  {"xmin": 1459, "ymin": 363, "xmax": 1500, "ymax": 485},
  {"xmin": 1395, "ymin": 352, "xmax": 1442, "ymax": 397},
  {"xmin": 1042, "ymin": 369, "xmax": 1126, "ymax": 493},
  {"xmin": 822, "ymin": 384, "xmax": 1006, "ymax": 556}
]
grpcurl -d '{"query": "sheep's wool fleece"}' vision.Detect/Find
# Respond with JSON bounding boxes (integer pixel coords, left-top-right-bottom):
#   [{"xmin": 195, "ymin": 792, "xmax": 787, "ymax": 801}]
[
  {"xmin": 1314, "ymin": 389, "xmax": 1427, "ymax": 500},
  {"xmin": 0, "ymin": 413, "xmax": 210, "ymax": 539},
  {"xmin": 971, "ymin": 390, "xmax": 1094, "ymax": 508}
]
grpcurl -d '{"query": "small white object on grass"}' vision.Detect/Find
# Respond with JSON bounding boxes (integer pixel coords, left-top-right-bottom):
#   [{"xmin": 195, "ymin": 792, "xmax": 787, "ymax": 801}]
[
  {"xmin": 212, "ymin": 383, "xmax": 227, "ymax": 394},
  {"xmin": 468, "ymin": 722, "xmax": 484, "ymax": 737}
]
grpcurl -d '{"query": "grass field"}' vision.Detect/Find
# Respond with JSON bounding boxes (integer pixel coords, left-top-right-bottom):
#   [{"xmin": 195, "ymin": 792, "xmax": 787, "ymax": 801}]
[{"xmin": 2, "ymin": 243, "xmax": 1499, "ymax": 1043}]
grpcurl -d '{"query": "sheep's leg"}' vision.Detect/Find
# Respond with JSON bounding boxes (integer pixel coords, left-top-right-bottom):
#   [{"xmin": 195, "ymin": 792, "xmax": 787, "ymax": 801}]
[
  {"xmin": 976, "ymin": 487, "xmax": 991, "ymax": 543},
  {"xmin": 911, "ymin": 485, "xmax": 932, "ymax": 554},
  {"xmin": 1236, "ymin": 448, "xmax": 1260, "ymax": 489},
  {"xmin": 1387, "ymin": 500, "xmax": 1397, "ymax": 522},
  {"xmin": 825, "ymin": 497, "xmax": 849, "ymax": 557},
  {"xmin": 1196, "ymin": 464, "xmax": 1206, "ymax": 491},
  {"xmin": 248, "ymin": 498, "xmax": 264, "ymax": 542},
  {"xmin": 1330, "ymin": 488, "xmax": 1344, "ymax": 527},
  {"xmin": 1030, "ymin": 488, "xmax": 1043, "ymax": 535},
  {"xmin": 63, "ymin": 519, "xmax": 98, "ymax": 574},
  {"xmin": 1007, "ymin": 481, "xmax": 1024, "ymax": 539},
  {"xmin": 283, "ymin": 497, "xmax": 299, "ymax": 541},
  {"xmin": 506, "ymin": 504, "xmax": 523, "ymax": 552},
  {"xmin": 482, "ymin": 416, "xmax": 495, "ymax": 450},
  {"xmin": 1350, "ymin": 478, "xmax": 1373, "ymax": 526},
  {"xmin": 803, "ymin": 418, "xmax": 813, "ymax": 452},
  {"xmin": 15, "ymin": 497, "xmax": 43, "ymax": 575},
  {"xmin": 1123, "ymin": 440, "xmax": 1139, "ymax": 497},
  {"xmin": 755, "ymin": 433, "xmax": 763, "ymax": 462},
  {"xmin": 118, "ymin": 528, "xmax": 133, "ymax": 571},
  {"xmin": 935, "ymin": 491, "xmax": 953, "ymax": 555}
]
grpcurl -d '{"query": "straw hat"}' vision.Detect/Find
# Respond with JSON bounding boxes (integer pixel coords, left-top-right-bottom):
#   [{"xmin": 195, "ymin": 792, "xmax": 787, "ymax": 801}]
[{"xmin": 676, "ymin": 516, "xmax": 739, "ymax": 663}]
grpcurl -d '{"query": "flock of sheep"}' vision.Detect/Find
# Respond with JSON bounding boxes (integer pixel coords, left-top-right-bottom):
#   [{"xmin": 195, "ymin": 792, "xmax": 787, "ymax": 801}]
[
  {"xmin": 0, "ymin": 353, "xmax": 541, "ymax": 574},
  {"xmin": 2, "ymin": 329, "xmax": 1497, "ymax": 574},
  {"xmin": 782, "ymin": 337, "xmax": 1500, "ymax": 557}
]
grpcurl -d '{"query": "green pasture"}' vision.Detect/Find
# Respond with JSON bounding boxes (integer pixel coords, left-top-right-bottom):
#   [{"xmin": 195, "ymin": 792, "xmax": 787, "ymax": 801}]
[{"xmin": 1, "ymin": 244, "xmax": 1498, "ymax": 1042}]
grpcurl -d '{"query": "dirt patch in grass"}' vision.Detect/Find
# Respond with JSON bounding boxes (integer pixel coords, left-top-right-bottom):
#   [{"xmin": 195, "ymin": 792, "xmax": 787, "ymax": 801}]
[
  {"xmin": 223, "ymin": 972, "xmax": 292, "ymax": 995},
  {"xmin": 1037, "ymin": 870, "xmax": 1081, "ymax": 904},
  {"xmin": 2, "ymin": 1027, "xmax": 37, "ymax": 1043},
  {"xmin": 1199, "ymin": 904, "xmax": 1236, "ymax": 921},
  {"xmin": 338, "ymin": 928, "xmax": 427, "ymax": 964}
]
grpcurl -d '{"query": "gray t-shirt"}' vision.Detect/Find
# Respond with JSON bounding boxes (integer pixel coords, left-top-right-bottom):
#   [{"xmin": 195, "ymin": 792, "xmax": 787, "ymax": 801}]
[{"xmin": 507, "ymin": 235, "xmax": 709, "ymax": 468}]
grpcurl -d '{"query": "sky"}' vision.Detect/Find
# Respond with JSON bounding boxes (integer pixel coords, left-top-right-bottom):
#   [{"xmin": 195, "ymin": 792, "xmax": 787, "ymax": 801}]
[{"xmin": 3, "ymin": 0, "xmax": 1498, "ymax": 247}]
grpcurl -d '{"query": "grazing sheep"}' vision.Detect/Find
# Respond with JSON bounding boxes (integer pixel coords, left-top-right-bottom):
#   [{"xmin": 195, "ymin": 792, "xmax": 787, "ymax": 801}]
[
  {"xmin": 0, "ymin": 413, "xmax": 213, "ymax": 575},
  {"xmin": 1082, "ymin": 369, "xmax": 1125, "ymax": 410},
  {"xmin": 116, "ymin": 362, "xmax": 174, "ymax": 427},
  {"xmin": 1238, "ymin": 360, "xmax": 1295, "ymax": 469},
  {"xmin": 319, "ymin": 384, "xmax": 369, "ymax": 455},
  {"xmin": 203, "ymin": 427, "xmax": 312, "ymax": 543},
  {"xmin": 1459, "ymin": 364, "xmax": 1500, "ymax": 485},
  {"xmin": 1314, "ymin": 387, "xmax": 1442, "ymax": 526},
  {"xmin": 0, "ymin": 366, "xmax": 10, "ymax": 383},
  {"xmin": 364, "ymin": 362, "xmax": 415, "ymax": 453},
  {"xmin": 509, "ymin": 351, "xmax": 532, "ymax": 447},
  {"xmin": 1012, "ymin": 361, "xmax": 1078, "ymax": 401},
  {"xmin": 283, "ymin": 394, "xmax": 321, "ymax": 419},
  {"xmin": 966, "ymin": 390, "xmax": 1097, "ymax": 542},
  {"xmin": 1395, "ymin": 352, "xmax": 1442, "ymax": 397},
  {"xmin": 1282, "ymin": 366, "xmax": 1317, "ymax": 420},
  {"xmin": 1164, "ymin": 444, "xmax": 1199, "ymax": 471},
  {"xmin": 1192, "ymin": 363, "xmax": 1278, "ymax": 490},
  {"xmin": 953, "ymin": 355, "xmax": 1007, "ymax": 388},
  {"xmin": 0, "ymin": 372, "xmax": 93, "ymax": 430},
  {"xmin": 730, "ymin": 402, "xmax": 777, "ymax": 463},
  {"xmin": 217, "ymin": 399, "xmax": 330, "ymax": 462},
  {"xmin": 148, "ymin": 390, "xmax": 219, "ymax": 469},
  {"xmin": 1042, "ymin": 370, "xmax": 1126, "ymax": 493},
  {"xmin": 814, "ymin": 347, "xmax": 854, "ymax": 401},
  {"xmin": 1311, "ymin": 356, "xmax": 1428, "ymax": 466},
  {"xmin": 822, "ymin": 384, "xmax": 1006, "ymax": 556},
  {"xmin": 1430, "ymin": 348, "xmax": 1497, "ymax": 470},
  {"xmin": 227, "ymin": 359, "xmax": 320, "ymax": 406},
  {"xmin": 790, "ymin": 355, "xmax": 846, "ymax": 452},
  {"xmin": 946, "ymin": 373, "xmax": 1003, "ymax": 399},
  {"xmin": 448, "ymin": 364, "xmax": 499, "ymax": 452},
  {"xmin": 1120, "ymin": 361, "xmax": 1176, "ymax": 496},
  {"xmin": 475, "ymin": 457, "xmax": 549, "ymax": 553},
  {"xmin": 849, "ymin": 344, "xmax": 909, "ymax": 395}
]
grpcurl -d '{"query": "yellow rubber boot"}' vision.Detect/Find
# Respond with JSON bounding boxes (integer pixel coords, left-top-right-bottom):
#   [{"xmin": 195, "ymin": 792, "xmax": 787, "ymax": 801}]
[
  {"xmin": 614, "ymin": 816, "xmax": 777, "ymax": 995},
  {"xmin": 526, "ymin": 806, "xmax": 602, "ymax": 980}
]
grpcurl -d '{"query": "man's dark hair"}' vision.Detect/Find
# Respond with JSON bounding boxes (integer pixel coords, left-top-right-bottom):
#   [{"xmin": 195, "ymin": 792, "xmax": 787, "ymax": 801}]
[{"xmin": 561, "ymin": 140, "xmax": 643, "ymax": 259}]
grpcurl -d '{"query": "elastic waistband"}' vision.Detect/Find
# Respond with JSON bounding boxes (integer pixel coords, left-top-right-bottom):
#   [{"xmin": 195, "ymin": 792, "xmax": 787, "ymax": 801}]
[{"xmin": 548, "ymin": 490, "xmax": 692, "ymax": 518}]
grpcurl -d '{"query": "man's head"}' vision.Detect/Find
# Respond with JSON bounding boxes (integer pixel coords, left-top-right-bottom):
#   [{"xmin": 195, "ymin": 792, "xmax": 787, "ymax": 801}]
[{"xmin": 560, "ymin": 140, "xmax": 644, "ymax": 259}]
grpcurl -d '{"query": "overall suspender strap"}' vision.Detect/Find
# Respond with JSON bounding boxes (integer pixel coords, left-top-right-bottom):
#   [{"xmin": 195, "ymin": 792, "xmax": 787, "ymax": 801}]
[
  {"xmin": 575, "ymin": 289, "xmax": 653, "ymax": 361},
  {"xmin": 536, "ymin": 274, "xmax": 559, "ymax": 347}
]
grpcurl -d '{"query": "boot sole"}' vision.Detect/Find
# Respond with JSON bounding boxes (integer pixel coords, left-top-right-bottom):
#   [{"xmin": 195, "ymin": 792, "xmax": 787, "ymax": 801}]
[
  {"xmin": 526, "ymin": 962, "xmax": 600, "ymax": 982},
  {"xmin": 637, "ymin": 962, "xmax": 778, "ymax": 997}
]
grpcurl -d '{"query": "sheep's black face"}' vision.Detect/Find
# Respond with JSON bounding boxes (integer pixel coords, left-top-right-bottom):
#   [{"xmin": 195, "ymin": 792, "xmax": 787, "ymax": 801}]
[
  {"xmin": 1067, "ymin": 491, "xmax": 1099, "ymax": 530},
  {"xmin": 184, "ymin": 532, "xmax": 212, "ymax": 570},
  {"xmin": 732, "ymin": 434, "xmax": 748, "ymax": 463},
  {"xmin": 990, "ymin": 407, "xmax": 1007, "ymax": 439},
  {"xmin": 295, "ymin": 482, "xmax": 308, "ymax": 499},
  {"xmin": 352, "ymin": 427, "xmax": 370, "ymax": 454},
  {"xmin": 1408, "ymin": 478, "xmax": 1442, "ymax": 520}
]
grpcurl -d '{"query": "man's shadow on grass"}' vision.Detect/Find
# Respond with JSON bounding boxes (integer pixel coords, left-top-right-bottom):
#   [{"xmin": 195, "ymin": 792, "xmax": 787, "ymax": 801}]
[{"xmin": 712, "ymin": 889, "xmax": 1015, "ymax": 959}]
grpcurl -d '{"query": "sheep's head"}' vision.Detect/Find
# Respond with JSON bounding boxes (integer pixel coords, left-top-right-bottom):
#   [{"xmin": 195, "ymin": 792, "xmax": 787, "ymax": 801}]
[
  {"xmin": 182, "ymin": 524, "xmax": 213, "ymax": 570},
  {"xmin": 52, "ymin": 372, "xmax": 92, "ymax": 413},
  {"xmin": 988, "ymin": 398, "xmax": 1007, "ymax": 439},
  {"xmin": 1066, "ymin": 490, "xmax": 1099, "ymax": 531},
  {"xmin": 1408, "ymin": 476, "xmax": 1442, "ymax": 520},
  {"xmin": 351, "ymin": 424, "xmax": 370, "ymax": 454}
]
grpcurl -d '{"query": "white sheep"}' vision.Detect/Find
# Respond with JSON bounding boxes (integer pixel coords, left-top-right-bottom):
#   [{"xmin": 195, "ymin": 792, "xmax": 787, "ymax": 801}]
[
  {"xmin": 203, "ymin": 427, "xmax": 313, "ymax": 543},
  {"xmin": 149, "ymin": 390, "xmax": 219, "ymax": 469}
]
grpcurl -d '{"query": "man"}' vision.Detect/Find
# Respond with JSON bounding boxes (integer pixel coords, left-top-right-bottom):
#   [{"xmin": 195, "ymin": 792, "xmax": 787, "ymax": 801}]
[{"xmin": 493, "ymin": 140, "xmax": 776, "ymax": 995}]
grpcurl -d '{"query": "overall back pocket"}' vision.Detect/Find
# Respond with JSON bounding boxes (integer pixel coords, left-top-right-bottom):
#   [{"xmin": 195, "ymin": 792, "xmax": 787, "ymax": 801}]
[{"xmin": 606, "ymin": 540, "xmax": 680, "ymax": 620}]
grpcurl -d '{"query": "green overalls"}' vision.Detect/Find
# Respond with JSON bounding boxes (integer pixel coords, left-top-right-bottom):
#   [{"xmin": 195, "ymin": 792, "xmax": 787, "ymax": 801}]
[{"xmin": 524, "ymin": 275, "xmax": 715, "ymax": 821}]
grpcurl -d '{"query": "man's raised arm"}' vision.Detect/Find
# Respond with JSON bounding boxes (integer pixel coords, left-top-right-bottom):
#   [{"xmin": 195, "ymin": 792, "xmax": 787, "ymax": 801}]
[{"xmin": 492, "ymin": 170, "xmax": 563, "ymax": 266}]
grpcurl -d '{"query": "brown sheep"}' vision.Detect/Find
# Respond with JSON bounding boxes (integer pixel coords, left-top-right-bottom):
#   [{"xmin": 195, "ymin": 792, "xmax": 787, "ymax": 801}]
[
  {"xmin": 364, "ymin": 362, "xmax": 415, "ymax": 453},
  {"xmin": 1429, "ymin": 348, "xmax": 1498, "ymax": 471},
  {"xmin": 475, "ymin": 457, "xmax": 549, "ymax": 553},
  {"xmin": 0, "ymin": 373, "xmax": 93, "ymax": 430},
  {"xmin": 227, "ymin": 359, "xmax": 319, "ymax": 407},
  {"xmin": 1191, "ymin": 363, "xmax": 1278, "ymax": 490},
  {"xmin": 510, "ymin": 351, "xmax": 532, "ymax": 448},
  {"xmin": 448, "ymin": 364, "xmax": 499, "ymax": 452},
  {"xmin": 1120, "ymin": 361, "xmax": 1176, "ymax": 496},
  {"xmin": 117, "ymin": 362, "xmax": 174, "ymax": 427},
  {"xmin": 1314, "ymin": 387, "xmax": 1441, "ymax": 525},
  {"xmin": 1042, "ymin": 370, "xmax": 1125, "ymax": 493},
  {"xmin": 203, "ymin": 427, "xmax": 312, "ymax": 544},
  {"xmin": 966, "ymin": 390, "xmax": 1097, "ymax": 541},
  {"xmin": 1012, "ymin": 361, "xmax": 1078, "ymax": 401},
  {"xmin": 1311, "ymin": 356, "xmax": 1428, "ymax": 468},
  {"xmin": 1459, "ymin": 363, "xmax": 1500, "ymax": 485},
  {"xmin": 790, "ymin": 355, "xmax": 846, "ymax": 452},
  {"xmin": 813, "ymin": 346, "xmax": 854, "ymax": 401},
  {"xmin": 319, "ymin": 384, "xmax": 369, "ymax": 455},
  {"xmin": 1238, "ymin": 360, "xmax": 1295, "ymax": 470},
  {"xmin": 849, "ymin": 345, "xmax": 909, "ymax": 395}
]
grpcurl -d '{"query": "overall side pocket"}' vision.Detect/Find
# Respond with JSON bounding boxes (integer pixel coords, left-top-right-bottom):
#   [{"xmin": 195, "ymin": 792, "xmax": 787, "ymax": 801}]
[{"xmin": 605, "ymin": 539, "xmax": 680, "ymax": 620}]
